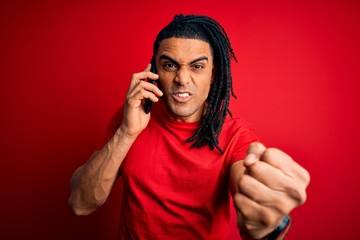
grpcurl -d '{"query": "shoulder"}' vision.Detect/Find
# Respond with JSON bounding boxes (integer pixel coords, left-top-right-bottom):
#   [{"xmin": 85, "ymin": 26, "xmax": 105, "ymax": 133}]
[
  {"xmin": 222, "ymin": 115, "xmax": 258, "ymax": 143},
  {"xmin": 222, "ymin": 115, "xmax": 256, "ymax": 135},
  {"xmin": 221, "ymin": 116, "xmax": 259, "ymax": 164}
]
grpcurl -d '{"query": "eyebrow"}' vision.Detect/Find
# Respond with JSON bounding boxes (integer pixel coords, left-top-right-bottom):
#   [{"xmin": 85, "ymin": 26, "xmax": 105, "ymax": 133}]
[{"xmin": 159, "ymin": 55, "xmax": 209, "ymax": 65}]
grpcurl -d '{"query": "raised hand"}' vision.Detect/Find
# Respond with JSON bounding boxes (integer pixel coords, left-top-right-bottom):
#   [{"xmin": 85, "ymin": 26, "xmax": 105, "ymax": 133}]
[
  {"xmin": 121, "ymin": 63, "xmax": 163, "ymax": 138},
  {"xmin": 232, "ymin": 142, "xmax": 310, "ymax": 239}
]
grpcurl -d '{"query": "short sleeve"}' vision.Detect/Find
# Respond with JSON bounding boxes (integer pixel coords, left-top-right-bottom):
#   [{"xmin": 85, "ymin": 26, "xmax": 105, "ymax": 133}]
[
  {"xmin": 100, "ymin": 106, "xmax": 124, "ymax": 147},
  {"xmin": 229, "ymin": 124, "xmax": 259, "ymax": 166}
]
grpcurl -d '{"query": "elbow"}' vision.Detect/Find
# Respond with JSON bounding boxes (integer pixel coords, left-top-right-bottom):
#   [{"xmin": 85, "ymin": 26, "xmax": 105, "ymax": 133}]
[
  {"xmin": 68, "ymin": 195, "xmax": 102, "ymax": 216},
  {"xmin": 69, "ymin": 204, "xmax": 92, "ymax": 216},
  {"xmin": 72, "ymin": 208, "xmax": 93, "ymax": 216},
  {"xmin": 67, "ymin": 197, "xmax": 87, "ymax": 216}
]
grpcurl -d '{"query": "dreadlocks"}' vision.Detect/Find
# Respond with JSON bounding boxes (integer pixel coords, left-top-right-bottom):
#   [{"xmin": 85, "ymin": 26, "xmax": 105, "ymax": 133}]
[{"xmin": 153, "ymin": 14, "xmax": 238, "ymax": 153}]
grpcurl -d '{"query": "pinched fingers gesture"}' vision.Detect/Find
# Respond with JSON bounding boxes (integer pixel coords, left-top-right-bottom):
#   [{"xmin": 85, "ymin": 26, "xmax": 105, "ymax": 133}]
[
  {"xmin": 121, "ymin": 64, "xmax": 163, "ymax": 137},
  {"xmin": 233, "ymin": 142, "xmax": 310, "ymax": 239}
]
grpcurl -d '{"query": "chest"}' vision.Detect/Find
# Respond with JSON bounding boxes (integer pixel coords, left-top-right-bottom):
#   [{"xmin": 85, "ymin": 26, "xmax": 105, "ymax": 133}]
[{"xmin": 120, "ymin": 120, "xmax": 230, "ymax": 198}]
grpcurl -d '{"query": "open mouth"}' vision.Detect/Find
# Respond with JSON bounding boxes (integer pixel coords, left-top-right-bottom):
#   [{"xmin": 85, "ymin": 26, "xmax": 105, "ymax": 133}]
[{"xmin": 172, "ymin": 92, "xmax": 192, "ymax": 103}]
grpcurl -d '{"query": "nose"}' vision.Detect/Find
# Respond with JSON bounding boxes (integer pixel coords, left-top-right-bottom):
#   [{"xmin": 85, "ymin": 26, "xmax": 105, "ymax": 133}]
[{"xmin": 174, "ymin": 66, "xmax": 191, "ymax": 85}]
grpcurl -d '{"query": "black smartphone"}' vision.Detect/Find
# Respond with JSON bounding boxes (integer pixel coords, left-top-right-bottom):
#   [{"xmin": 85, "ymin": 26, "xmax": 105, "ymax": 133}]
[{"xmin": 144, "ymin": 56, "xmax": 157, "ymax": 114}]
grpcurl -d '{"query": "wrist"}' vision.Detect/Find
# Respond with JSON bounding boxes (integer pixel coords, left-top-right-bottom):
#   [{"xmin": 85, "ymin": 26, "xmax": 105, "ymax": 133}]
[
  {"xmin": 106, "ymin": 126, "xmax": 137, "ymax": 155},
  {"xmin": 240, "ymin": 215, "xmax": 291, "ymax": 240},
  {"xmin": 265, "ymin": 215, "xmax": 291, "ymax": 240},
  {"xmin": 117, "ymin": 125, "xmax": 138, "ymax": 143}
]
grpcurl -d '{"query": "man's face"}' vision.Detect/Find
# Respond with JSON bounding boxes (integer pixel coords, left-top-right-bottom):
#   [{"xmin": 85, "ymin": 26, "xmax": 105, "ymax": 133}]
[{"xmin": 156, "ymin": 37, "xmax": 214, "ymax": 122}]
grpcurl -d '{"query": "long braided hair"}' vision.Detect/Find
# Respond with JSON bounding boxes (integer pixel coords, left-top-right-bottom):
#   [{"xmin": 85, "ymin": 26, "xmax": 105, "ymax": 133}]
[{"xmin": 153, "ymin": 14, "xmax": 238, "ymax": 153}]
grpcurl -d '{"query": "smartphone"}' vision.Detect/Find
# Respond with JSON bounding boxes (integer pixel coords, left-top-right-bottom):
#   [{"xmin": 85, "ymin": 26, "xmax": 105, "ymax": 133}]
[{"xmin": 144, "ymin": 56, "xmax": 157, "ymax": 114}]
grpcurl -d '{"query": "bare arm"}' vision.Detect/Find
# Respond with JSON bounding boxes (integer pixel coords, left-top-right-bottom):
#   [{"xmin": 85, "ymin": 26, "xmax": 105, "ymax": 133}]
[
  {"xmin": 68, "ymin": 128, "xmax": 136, "ymax": 215},
  {"xmin": 230, "ymin": 142, "xmax": 310, "ymax": 239},
  {"xmin": 68, "ymin": 64, "xmax": 162, "ymax": 215}
]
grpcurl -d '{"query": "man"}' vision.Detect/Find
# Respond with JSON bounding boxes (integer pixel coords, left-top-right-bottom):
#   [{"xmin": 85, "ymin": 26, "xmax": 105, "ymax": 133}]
[{"xmin": 68, "ymin": 14, "xmax": 310, "ymax": 239}]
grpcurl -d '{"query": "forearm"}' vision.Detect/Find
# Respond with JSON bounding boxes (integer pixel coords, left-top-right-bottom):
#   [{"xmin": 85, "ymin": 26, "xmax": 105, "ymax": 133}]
[{"xmin": 68, "ymin": 127, "xmax": 136, "ymax": 215}]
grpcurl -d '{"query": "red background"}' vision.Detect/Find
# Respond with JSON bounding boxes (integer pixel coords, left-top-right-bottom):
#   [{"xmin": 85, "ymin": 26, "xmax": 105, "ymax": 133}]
[{"xmin": 1, "ymin": 0, "xmax": 359, "ymax": 239}]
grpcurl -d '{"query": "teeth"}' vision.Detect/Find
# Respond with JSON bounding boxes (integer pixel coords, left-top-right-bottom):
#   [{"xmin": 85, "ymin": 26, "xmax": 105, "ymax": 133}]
[{"xmin": 176, "ymin": 93, "xmax": 190, "ymax": 98}]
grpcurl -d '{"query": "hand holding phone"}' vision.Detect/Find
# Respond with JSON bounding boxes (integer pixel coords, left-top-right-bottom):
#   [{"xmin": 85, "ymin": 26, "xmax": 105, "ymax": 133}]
[{"xmin": 144, "ymin": 57, "xmax": 157, "ymax": 114}]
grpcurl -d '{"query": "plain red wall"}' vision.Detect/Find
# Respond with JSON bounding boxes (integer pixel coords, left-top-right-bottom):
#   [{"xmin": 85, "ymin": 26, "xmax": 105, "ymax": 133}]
[{"xmin": 1, "ymin": 0, "xmax": 359, "ymax": 239}]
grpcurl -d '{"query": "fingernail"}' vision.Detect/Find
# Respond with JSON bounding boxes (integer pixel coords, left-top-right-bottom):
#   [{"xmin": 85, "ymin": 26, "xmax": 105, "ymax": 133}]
[{"xmin": 244, "ymin": 153, "xmax": 257, "ymax": 167}]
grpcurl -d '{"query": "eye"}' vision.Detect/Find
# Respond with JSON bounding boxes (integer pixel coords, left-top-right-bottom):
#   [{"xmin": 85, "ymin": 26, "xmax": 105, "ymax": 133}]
[
  {"xmin": 194, "ymin": 64, "xmax": 204, "ymax": 69},
  {"xmin": 162, "ymin": 62, "xmax": 178, "ymax": 71},
  {"xmin": 192, "ymin": 64, "xmax": 205, "ymax": 71}
]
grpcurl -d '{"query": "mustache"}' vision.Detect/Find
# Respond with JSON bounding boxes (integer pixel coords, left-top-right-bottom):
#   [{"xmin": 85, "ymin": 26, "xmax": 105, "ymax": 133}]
[{"xmin": 169, "ymin": 86, "xmax": 195, "ymax": 95}]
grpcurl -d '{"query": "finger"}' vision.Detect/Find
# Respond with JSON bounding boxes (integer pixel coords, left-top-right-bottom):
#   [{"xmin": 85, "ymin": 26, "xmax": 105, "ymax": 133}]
[
  {"xmin": 143, "ymin": 63, "xmax": 159, "ymax": 82},
  {"xmin": 131, "ymin": 72, "xmax": 159, "ymax": 85},
  {"xmin": 129, "ymin": 67, "xmax": 159, "ymax": 90},
  {"xmin": 262, "ymin": 148, "xmax": 310, "ymax": 185},
  {"xmin": 238, "ymin": 174, "xmax": 274, "ymax": 206},
  {"xmin": 135, "ymin": 89, "xmax": 161, "ymax": 103},
  {"xmin": 236, "ymin": 211, "xmax": 265, "ymax": 240},
  {"xmin": 144, "ymin": 63, "xmax": 151, "ymax": 72},
  {"xmin": 244, "ymin": 160, "xmax": 292, "ymax": 193},
  {"xmin": 233, "ymin": 192, "xmax": 263, "ymax": 223},
  {"xmin": 244, "ymin": 142, "xmax": 266, "ymax": 167},
  {"xmin": 233, "ymin": 192, "xmax": 281, "ymax": 229},
  {"xmin": 237, "ymin": 173, "xmax": 297, "ymax": 215},
  {"xmin": 143, "ymin": 63, "xmax": 158, "ymax": 80},
  {"xmin": 127, "ymin": 88, "xmax": 161, "ymax": 110},
  {"xmin": 127, "ymin": 80, "xmax": 163, "ymax": 99},
  {"xmin": 244, "ymin": 150, "xmax": 309, "ymax": 207}
]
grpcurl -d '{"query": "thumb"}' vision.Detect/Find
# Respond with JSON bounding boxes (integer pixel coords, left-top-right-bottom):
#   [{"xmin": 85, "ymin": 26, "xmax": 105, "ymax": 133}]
[{"xmin": 243, "ymin": 142, "xmax": 266, "ymax": 167}]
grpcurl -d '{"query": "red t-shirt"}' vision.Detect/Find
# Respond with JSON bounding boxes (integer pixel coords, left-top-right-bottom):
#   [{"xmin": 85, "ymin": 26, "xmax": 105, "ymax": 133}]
[{"xmin": 105, "ymin": 101, "xmax": 259, "ymax": 240}]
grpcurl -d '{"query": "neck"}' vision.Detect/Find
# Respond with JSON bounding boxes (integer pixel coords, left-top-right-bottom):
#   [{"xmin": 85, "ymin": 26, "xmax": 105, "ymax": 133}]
[{"xmin": 161, "ymin": 101, "xmax": 207, "ymax": 123}]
